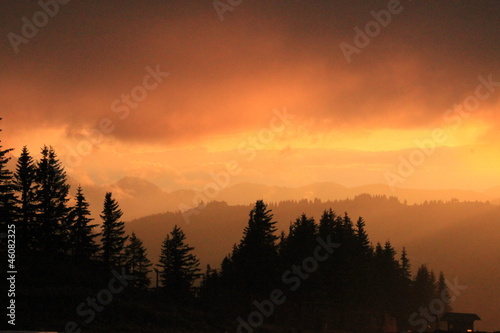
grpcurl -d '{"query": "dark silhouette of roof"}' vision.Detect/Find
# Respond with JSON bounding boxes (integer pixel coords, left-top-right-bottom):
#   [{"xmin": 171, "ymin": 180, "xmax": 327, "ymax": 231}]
[{"xmin": 441, "ymin": 312, "xmax": 481, "ymax": 322}]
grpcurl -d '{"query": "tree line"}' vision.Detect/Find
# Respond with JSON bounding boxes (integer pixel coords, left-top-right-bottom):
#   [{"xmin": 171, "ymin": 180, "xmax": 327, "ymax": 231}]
[
  {"xmin": 0, "ymin": 138, "xmax": 201, "ymax": 293},
  {"xmin": 198, "ymin": 202, "xmax": 452, "ymax": 331},
  {"xmin": 0, "ymin": 122, "xmax": 451, "ymax": 332}
]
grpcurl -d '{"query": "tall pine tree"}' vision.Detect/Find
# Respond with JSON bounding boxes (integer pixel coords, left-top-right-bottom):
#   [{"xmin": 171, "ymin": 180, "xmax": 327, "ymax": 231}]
[
  {"xmin": 158, "ymin": 225, "xmax": 200, "ymax": 296},
  {"xmin": 100, "ymin": 192, "xmax": 128, "ymax": 268},
  {"xmin": 34, "ymin": 146, "xmax": 70, "ymax": 254},
  {"xmin": 318, "ymin": 208, "xmax": 336, "ymax": 240},
  {"xmin": 436, "ymin": 271, "xmax": 452, "ymax": 313},
  {"xmin": 354, "ymin": 217, "xmax": 372, "ymax": 257},
  {"xmin": 412, "ymin": 264, "xmax": 437, "ymax": 310},
  {"xmin": 400, "ymin": 247, "xmax": 411, "ymax": 281},
  {"xmin": 68, "ymin": 186, "xmax": 99, "ymax": 261},
  {"xmin": 221, "ymin": 200, "xmax": 279, "ymax": 294},
  {"xmin": 124, "ymin": 232, "xmax": 152, "ymax": 289},
  {"xmin": 13, "ymin": 146, "xmax": 38, "ymax": 250},
  {"xmin": 280, "ymin": 213, "xmax": 317, "ymax": 267}
]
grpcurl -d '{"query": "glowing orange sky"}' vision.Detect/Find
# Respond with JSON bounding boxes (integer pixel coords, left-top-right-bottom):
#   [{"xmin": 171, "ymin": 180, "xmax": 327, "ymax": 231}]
[{"xmin": 1, "ymin": 1, "xmax": 499, "ymax": 191}]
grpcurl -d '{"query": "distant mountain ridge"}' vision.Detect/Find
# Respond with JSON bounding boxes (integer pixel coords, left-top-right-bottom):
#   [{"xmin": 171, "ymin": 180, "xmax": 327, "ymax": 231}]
[
  {"xmin": 213, "ymin": 181, "xmax": 495, "ymax": 205},
  {"xmin": 71, "ymin": 176, "xmax": 500, "ymax": 220}
]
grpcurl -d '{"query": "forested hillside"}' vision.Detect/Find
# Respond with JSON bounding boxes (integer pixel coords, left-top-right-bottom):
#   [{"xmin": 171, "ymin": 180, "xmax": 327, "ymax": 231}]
[{"xmin": 128, "ymin": 196, "xmax": 500, "ymax": 331}]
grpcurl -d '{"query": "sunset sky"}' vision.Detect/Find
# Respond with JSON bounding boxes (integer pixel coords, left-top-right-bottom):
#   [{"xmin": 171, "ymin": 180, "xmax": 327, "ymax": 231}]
[{"xmin": 1, "ymin": 1, "xmax": 499, "ymax": 192}]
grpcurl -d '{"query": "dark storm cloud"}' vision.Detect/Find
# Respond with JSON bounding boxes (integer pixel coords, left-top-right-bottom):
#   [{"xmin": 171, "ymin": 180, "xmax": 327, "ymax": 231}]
[{"xmin": 0, "ymin": 0, "xmax": 499, "ymax": 144}]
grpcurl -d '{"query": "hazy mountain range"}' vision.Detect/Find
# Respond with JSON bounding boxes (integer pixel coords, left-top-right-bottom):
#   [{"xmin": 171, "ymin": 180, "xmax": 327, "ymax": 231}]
[{"xmin": 68, "ymin": 176, "xmax": 500, "ymax": 221}]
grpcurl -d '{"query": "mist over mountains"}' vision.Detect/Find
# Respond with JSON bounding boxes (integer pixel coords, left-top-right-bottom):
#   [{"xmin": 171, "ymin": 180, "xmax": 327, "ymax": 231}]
[{"xmin": 67, "ymin": 175, "xmax": 500, "ymax": 220}]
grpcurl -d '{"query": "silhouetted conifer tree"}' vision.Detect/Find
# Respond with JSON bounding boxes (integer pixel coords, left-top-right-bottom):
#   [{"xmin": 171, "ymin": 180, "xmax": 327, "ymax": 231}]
[
  {"xmin": 412, "ymin": 264, "xmax": 437, "ymax": 310},
  {"xmin": 436, "ymin": 271, "xmax": 452, "ymax": 313},
  {"xmin": 399, "ymin": 247, "xmax": 411, "ymax": 282},
  {"xmin": 124, "ymin": 232, "xmax": 152, "ymax": 289},
  {"xmin": 318, "ymin": 209, "xmax": 336, "ymax": 239},
  {"xmin": 157, "ymin": 225, "xmax": 200, "ymax": 296},
  {"xmin": 394, "ymin": 246, "xmax": 414, "ymax": 330},
  {"xmin": 354, "ymin": 217, "xmax": 372, "ymax": 257},
  {"xmin": 280, "ymin": 213, "xmax": 317, "ymax": 266},
  {"xmin": 350, "ymin": 217, "xmax": 373, "ymax": 308},
  {"xmin": 315, "ymin": 209, "xmax": 339, "ymax": 303},
  {"xmin": 100, "ymin": 192, "xmax": 128, "ymax": 268},
  {"xmin": 371, "ymin": 242, "xmax": 399, "ymax": 310},
  {"xmin": 68, "ymin": 186, "xmax": 99, "ymax": 261},
  {"xmin": 13, "ymin": 146, "xmax": 38, "ymax": 250},
  {"xmin": 221, "ymin": 200, "xmax": 278, "ymax": 294},
  {"xmin": 381, "ymin": 241, "xmax": 402, "ymax": 314},
  {"xmin": 328, "ymin": 213, "xmax": 357, "ymax": 305},
  {"xmin": 34, "ymin": 146, "xmax": 70, "ymax": 254}
]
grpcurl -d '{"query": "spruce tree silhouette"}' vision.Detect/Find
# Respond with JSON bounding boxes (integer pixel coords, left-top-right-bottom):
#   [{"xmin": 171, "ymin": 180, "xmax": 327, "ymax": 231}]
[
  {"xmin": 394, "ymin": 246, "xmax": 414, "ymax": 331},
  {"xmin": 221, "ymin": 200, "xmax": 279, "ymax": 294},
  {"xmin": 412, "ymin": 264, "xmax": 437, "ymax": 311},
  {"xmin": 437, "ymin": 271, "xmax": 452, "ymax": 313},
  {"xmin": 67, "ymin": 186, "xmax": 100, "ymax": 262},
  {"xmin": 34, "ymin": 146, "xmax": 70, "ymax": 254},
  {"xmin": 280, "ymin": 213, "xmax": 317, "ymax": 267},
  {"xmin": 13, "ymin": 146, "xmax": 38, "ymax": 251},
  {"xmin": 318, "ymin": 208, "xmax": 336, "ymax": 240},
  {"xmin": 400, "ymin": 246, "xmax": 411, "ymax": 281},
  {"xmin": 100, "ymin": 192, "xmax": 128, "ymax": 268},
  {"xmin": 157, "ymin": 225, "xmax": 201, "ymax": 296},
  {"xmin": 354, "ymin": 217, "xmax": 372, "ymax": 257},
  {"xmin": 124, "ymin": 232, "xmax": 152, "ymax": 289}
]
